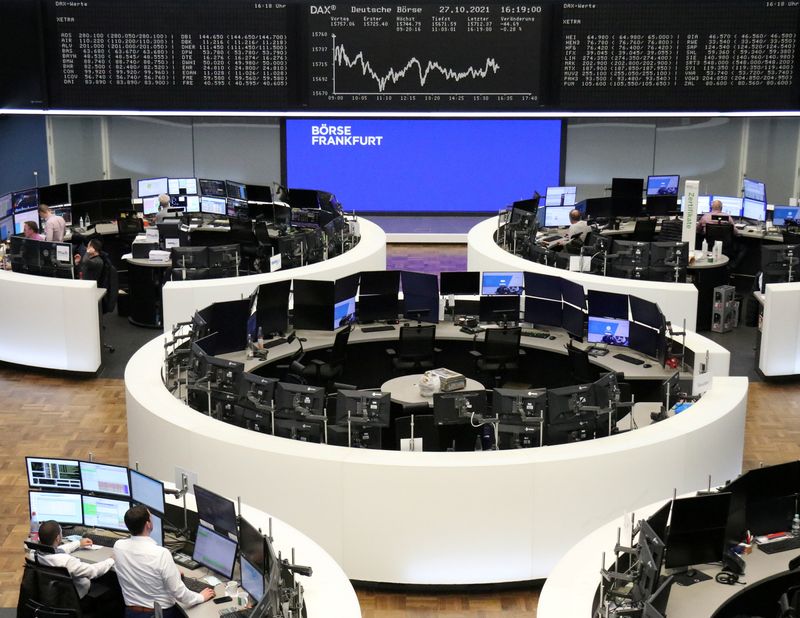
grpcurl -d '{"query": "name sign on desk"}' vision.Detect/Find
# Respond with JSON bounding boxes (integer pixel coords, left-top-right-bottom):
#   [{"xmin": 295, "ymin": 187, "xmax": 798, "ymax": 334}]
[
  {"xmin": 165, "ymin": 238, "xmax": 180, "ymax": 250},
  {"xmin": 270, "ymin": 253, "xmax": 282, "ymax": 272},
  {"xmin": 145, "ymin": 228, "xmax": 160, "ymax": 243},
  {"xmin": 569, "ymin": 256, "xmax": 591, "ymax": 272},
  {"xmin": 56, "ymin": 244, "xmax": 70, "ymax": 263}
]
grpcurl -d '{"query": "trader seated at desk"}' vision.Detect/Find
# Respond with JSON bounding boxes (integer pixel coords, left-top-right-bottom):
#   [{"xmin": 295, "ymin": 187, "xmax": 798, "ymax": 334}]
[
  {"xmin": 697, "ymin": 199, "xmax": 739, "ymax": 234},
  {"xmin": 74, "ymin": 238, "xmax": 105, "ymax": 282},
  {"xmin": 154, "ymin": 194, "xmax": 172, "ymax": 224},
  {"xmin": 28, "ymin": 520, "xmax": 116, "ymax": 611},
  {"xmin": 113, "ymin": 506, "xmax": 214, "ymax": 618},
  {"xmin": 23, "ymin": 220, "xmax": 44, "ymax": 241},
  {"xmin": 546, "ymin": 208, "xmax": 592, "ymax": 250}
]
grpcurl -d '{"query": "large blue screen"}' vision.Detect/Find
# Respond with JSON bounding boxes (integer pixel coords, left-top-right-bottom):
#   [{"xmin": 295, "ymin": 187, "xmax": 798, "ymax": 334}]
[{"xmin": 285, "ymin": 119, "xmax": 562, "ymax": 213}]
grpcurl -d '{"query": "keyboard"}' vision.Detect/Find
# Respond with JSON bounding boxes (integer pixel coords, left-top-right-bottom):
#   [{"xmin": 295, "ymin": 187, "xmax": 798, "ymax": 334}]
[
  {"xmin": 613, "ymin": 353, "xmax": 645, "ymax": 366},
  {"xmin": 219, "ymin": 609, "xmax": 251, "ymax": 617},
  {"xmin": 183, "ymin": 577, "xmax": 211, "ymax": 593},
  {"xmin": 521, "ymin": 329, "xmax": 549, "ymax": 339},
  {"xmin": 758, "ymin": 536, "xmax": 800, "ymax": 554},
  {"xmin": 173, "ymin": 552, "xmax": 201, "ymax": 570},
  {"xmin": 361, "ymin": 325, "xmax": 396, "ymax": 333},
  {"xmin": 542, "ymin": 234, "xmax": 563, "ymax": 243},
  {"xmin": 85, "ymin": 533, "xmax": 118, "ymax": 548}
]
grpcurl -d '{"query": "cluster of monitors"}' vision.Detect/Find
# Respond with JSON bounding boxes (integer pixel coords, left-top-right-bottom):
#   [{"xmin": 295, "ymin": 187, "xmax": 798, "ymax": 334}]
[
  {"xmin": 8, "ymin": 236, "xmax": 74, "ymax": 279},
  {"xmin": 431, "ymin": 372, "xmax": 630, "ymax": 446},
  {"xmin": 0, "ymin": 183, "xmax": 70, "ymax": 239},
  {"xmin": 26, "ymin": 457, "xmax": 166, "ymax": 545},
  {"xmin": 760, "ymin": 243, "xmax": 800, "ymax": 291},
  {"xmin": 169, "ymin": 244, "xmax": 240, "ymax": 279}
]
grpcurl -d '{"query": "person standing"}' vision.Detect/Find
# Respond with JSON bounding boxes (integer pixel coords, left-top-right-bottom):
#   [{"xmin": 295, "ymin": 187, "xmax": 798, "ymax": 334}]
[{"xmin": 39, "ymin": 204, "xmax": 67, "ymax": 242}]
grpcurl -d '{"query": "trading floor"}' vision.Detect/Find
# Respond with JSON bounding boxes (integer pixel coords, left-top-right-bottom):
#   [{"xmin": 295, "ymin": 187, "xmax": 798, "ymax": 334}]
[{"xmin": 1, "ymin": 244, "xmax": 798, "ymax": 617}]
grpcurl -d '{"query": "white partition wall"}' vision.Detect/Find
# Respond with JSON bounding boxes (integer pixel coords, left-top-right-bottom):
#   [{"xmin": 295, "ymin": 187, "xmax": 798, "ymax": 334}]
[
  {"xmin": 759, "ymin": 282, "xmax": 800, "ymax": 376},
  {"xmin": 126, "ymin": 335, "xmax": 744, "ymax": 585},
  {"xmin": 467, "ymin": 217, "xmax": 699, "ymax": 331},
  {"xmin": 0, "ymin": 271, "xmax": 102, "ymax": 372},
  {"xmin": 161, "ymin": 218, "xmax": 386, "ymax": 332}
]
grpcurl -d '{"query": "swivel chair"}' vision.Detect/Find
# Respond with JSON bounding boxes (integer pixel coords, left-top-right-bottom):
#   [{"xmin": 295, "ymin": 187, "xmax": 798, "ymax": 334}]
[
  {"xmin": 784, "ymin": 230, "xmax": 800, "ymax": 245},
  {"xmin": 704, "ymin": 222, "xmax": 735, "ymax": 257},
  {"xmin": 656, "ymin": 218, "xmax": 682, "ymax": 242},
  {"xmin": 17, "ymin": 558, "xmax": 83, "ymax": 618},
  {"xmin": 566, "ymin": 340, "xmax": 600, "ymax": 385},
  {"xmin": 301, "ymin": 326, "xmax": 351, "ymax": 391},
  {"xmin": 386, "ymin": 324, "xmax": 439, "ymax": 375},
  {"xmin": 631, "ymin": 218, "xmax": 657, "ymax": 242},
  {"xmin": 470, "ymin": 327, "xmax": 524, "ymax": 387}
]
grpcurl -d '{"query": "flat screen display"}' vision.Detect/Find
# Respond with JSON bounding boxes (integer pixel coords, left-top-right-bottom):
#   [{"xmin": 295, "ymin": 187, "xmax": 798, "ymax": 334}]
[
  {"xmin": 0, "ymin": 215, "xmax": 14, "ymax": 241},
  {"xmin": 773, "ymin": 206, "xmax": 799, "ymax": 226},
  {"xmin": 29, "ymin": 491, "xmax": 84, "ymax": 525},
  {"xmin": 682, "ymin": 195, "xmax": 711, "ymax": 214},
  {"xmin": 712, "ymin": 195, "xmax": 743, "ymax": 217},
  {"xmin": 142, "ymin": 196, "xmax": 159, "ymax": 215},
  {"xmin": 545, "ymin": 186, "xmax": 577, "ymax": 207},
  {"xmin": 286, "ymin": 119, "xmax": 562, "ymax": 213},
  {"xmin": 185, "ymin": 195, "xmax": 200, "ymax": 212},
  {"xmin": 130, "ymin": 470, "xmax": 165, "ymax": 514},
  {"xmin": 79, "ymin": 461, "xmax": 130, "ymax": 498},
  {"xmin": 587, "ymin": 316, "xmax": 630, "ymax": 347},
  {"xmin": 240, "ymin": 555, "xmax": 265, "ymax": 602},
  {"xmin": 646, "ymin": 175, "xmax": 679, "ymax": 196},
  {"xmin": 168, "ymin": 178, "xmax": 198, "ymax": 195},
  {"xmin": 333, "ymin": 297, "xmax": 356, "ymax": 329},
  {"xmin": 742, "ymin": 198, "xmax": 766, "ymax": 222},
  {"xmin": 82, "ymin": 495, "xmax": 130, "ymax": 531},
  {"xmin": 193, "ymin": 524, "xmax": 238, "ymax": 579},
  {"xmin": 27, "ymin": 457, "xmax": 81, "ymax": 490},
  {"xmin": 440, "ymin": 271, "xmax": 480, "ymax": 296},
  {"xmin": 743, "ymin": 178, "xmax": 766, "ymax": 202},
  {"xmin": 0, "ymin": 193, "xmax": 12, "ymax": 216},
  {"xmin": 481, "ymin": 272, "xmax": 523, "ymax": 296},
  {"xmin": 138, "ymin": 177, "xmax": 168, "ymax": 198},
  {"xmin": 149, "ymin": 512, "xmax": 164, "ymax": 546},
  {"xmin": 544, "ymin": 206, "xmax": 573, "ymax": 227},
  {"xmin": 13, "ymin": 188, "xmax": 39, "ymax": 212},
  {"xmin": 201, "ymin": 197, "xmax": 227, "ymax": 215}
]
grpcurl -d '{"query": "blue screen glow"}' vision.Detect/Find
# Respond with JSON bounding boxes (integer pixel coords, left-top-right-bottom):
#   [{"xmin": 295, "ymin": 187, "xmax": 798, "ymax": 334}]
[
  {"xmin": 285, "ymin": 119, "xmax": 562, "ymax": 213},
  {"xmin": 587, "ymin": 317, "xmax": 630, "ymax": 347}
]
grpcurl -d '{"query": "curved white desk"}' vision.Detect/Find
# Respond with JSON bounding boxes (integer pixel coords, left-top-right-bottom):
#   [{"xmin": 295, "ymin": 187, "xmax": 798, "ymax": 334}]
[
  {"xmin": 467, "ymin": 217, "xmax": 700, "ymax": 331},
  {"xmin": 126, "ymin": 327, "xmax": 744, "ymax": 585},
  {"xmin": 0, "ymin": 270, "xmax": 103, "ymax": 372},
  {"xmin": 757, "ymin": 282, "xmax": 800, "ymax": 377},
  {"xmin": 161, "ymin": 218, "xmax": 386, "ymax": 333}
]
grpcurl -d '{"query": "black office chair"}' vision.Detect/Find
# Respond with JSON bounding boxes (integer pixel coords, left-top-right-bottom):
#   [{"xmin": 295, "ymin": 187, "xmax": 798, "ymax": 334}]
[
  {"xmin": 301, "ymin": 326, "xmax": 351, "ymax": 390},
  {"xmin": 704, "ymin": 222, "xmax": 735, "ymax": 256},
  {"xmin": 784, "ymin": 231, "xmax": 800, "ymax": 245},
  {"xmin": 566, "ymin": 340, "xmax": 600, "ymax": 384},
  {"xmin": 470, "ymin": 327, "xmax": 524, "ymax": 387},
  {"xmin": 656, "ymin": 218, "xmax": 682, "ymax": 242},
  {"xmin": 631, "ymin": 219, "xmax": 657, "ymax": 242},
  {"xmin": 386, "ymin": 324, "xmax": 440, "ymax": 375},
  {"xmin": 17, "ymin": 558, "xmax": 83, "ymax": 618}
]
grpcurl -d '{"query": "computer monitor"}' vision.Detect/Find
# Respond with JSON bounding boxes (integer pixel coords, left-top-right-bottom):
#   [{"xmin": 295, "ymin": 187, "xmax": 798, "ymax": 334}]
[
  {"xmin": 492, "ymin": 388, "xmax": 547, "ymax": 423},
  {"xmin": 198, "ymin": 179, "xmax": 226, "ymax": 198},
  {"xmin": 523, "ymin": 297, "xmax": 562, "ymax": 328},
  {"xmin": 38, "ymin": 183, "xmax": 70, "ymax": 206},
  {"xmin": 682, "ymin": 194, "xmax": 712, "ymax": 214},
  {"xmin": 613, "ymin": 240, "xmax": 651, "ymax": 266},
  {"xmin": 13, "ymin": 209, "xmax": 39, "ymax": 234},
  {"xmin": 201, "ymin": 196, "xmax": 227, "ymax": 215},
  {"xmin": 82, "ymin": 495, "xmax": 130, "ymax": 531},
  {"xmin": 79, "ymin": 461, "xmax": 130, "ymax": 498},
  {"xmin": 642, "ymin": 575, "xmax": 674, "ymax": 618},
  {"xmin": 440, "ymin": 271, "xmax": 480, "ymax": 296},
  {"xmin": 256, "ymin": 280, "xmax": 291, "ymax": 335},
  {"xmin": 193, "ymin": 523, "xmax": 238, "ymax": 579},
  {"xmin": 29, "ymin": 491, "xmax": 84, "ymax": 525},
  {"xmin": 587, "ymin": 316, "xmax": 630, "ymax": 347},
  {"xmin": 13, "ymin": 188, "xmax": 39, "ymax": 212},
  {"xmin": 333, "ymin": 297, "xmax": 356, "ymax": 329},
  {"xmin": 0, "ymin": 192, "xmax": 11, "ymax": 216},
  {"xmin": 149, "ymin": 512, "xmax": 164, "ymax": 547},
  {"xmin": 612, "ymin": 178, "xmax": 644, "ymax": 199},
  {"xmin": 773, "ymin": 206, "xmax": 799, "ymax": 227},
  {"xmin": 358, "ymin": 294, "xmax": 399, "ymax": 322},
  {"xmin": 629, "ymin": 296, "xmax": 662, "ymax": 329},
  {"xmin": 142, "ymin": 196, "xmax": 160, "ymax": 216},
  {"xmin": 664, "ymin": 493, "xmax": 732, "ymax": 570},
  {"xmin": 206, "ymin": 356, "xmax": 244, "ymax": 394},
  {"xmin": 26, "ymin": 457, "xmax": 82, "ymax": 490},
  {"xmin": 743, "ymin": 177, "xmax": 766, "ymax": 203},
  {"xmin": 629, "ymin": 322, "xmax": 662, "ymax": 361},
  {"xmin": 0, "ymin": 214, "xmax": 12, "ymax": 241},
  {"xmin": 649, "ymin": 242, "xmax": 689, "ymax": 268},
  {"xmin": 544, "ymin": 205, "xmax": 574, "ymax": 227},
  {"xmin": 645, "ymin": 194, "xmax": 679, "ymax": 217},
  {"xmin": 523, "ymin": 272, "xmax": 562, "ymax": 301},
  {"xmin": 238, "ymin": 373, "xmax": 277, "ymax": 411},
  {"xmin": 130, "ymin": 470, "xmax": 165, "ymax": 514},
  {"xmin": 726, "ymin": 461, "xmax": 800, "ymax": 538},
  {"xmin": 646, "ymin": 175, "xmax": 679, "ymax": 196},
  {"xmin": 335, "ymin": 390, "xmax": 390, "ymax": 426},
  {"xmin": 168, "ymin": 178, "xmax": 198, "ymax": 195},
  {"xmin": 560, "ymin": 278, "xmax": 586, "ymax": 309},
  {"xmin": 184, "ymin": 195, "xmax": 200, "ymax": 213},
  {"xmin": 274, "ymin": 383, "xmax": 325, "ymax": 418},
  {"xmin": 193, "ymin": 484, "xmax": 238, "ymax": 536},
  {"xmin": 584, "ymin": 197, "xmax": 614, "ymax": 219},
  {"xmin": 546, "ymin": 383, "xmax": 597, "ymax": 444},
  {"xmin": 561, "ymin": 303, "xmax": 585, "ymax": 339},
  {"xmin": 432, "ymin": 391, "xmax": 487, "ymax": 425},
  {"xmin": 238, "ymin": 516, "xmax": 266, "ymax": 570},
  {"xmin": 479, "ymin": 295, "xmax": 519, "ymax": 323},
  {"xmin": 225, "ymin": 180, "xmax": 247, "ymax": 201},
  {"xmin": 207, "ymin": 244, "xmax": 240, "ymax": 270},
  {"xmin": 240, "ymin": 555, "xmax": 266, "ymax": 603},
  {"xmin": 742, "ymin": 198, "xmax": 766, "ymax": 222},
  {"xmin": 760, "ymin": 244, "xmax": 800, "ymax": 290},
  {"xmin": 587, "ymin": 290, "xmax": 628, "ymax": 320},
  {"xmin": 171, "ymin": 246, "xmax": 208, "ymax": 269},
  {"xmin": 138, "ymin": 177, "xmax": 168, "ymax": 198},
  {"xmin": 273, "ymin": 418, "xmax": 323, "ymax": 443},
  {"xmin": 288, "ymin": 188, "xmax": 321, "ymax": 209},
  {"xmin": 481, "ymin": 272, "xmax": 523, "ymax": 295},
  {"xmin": 245, "ymin": 184, "xmax": 272, "ymax": 203},
  {"xmin": 711, "ymin": 195, "xmax": 743, "ymax": 217},
  {"xmin": 360, "ymin": 271, "xmax": 400, "ymax": 296},
  {"xmin": 646, "ymin": 500, "xmax": 672, "ymax": 543},
  {"xmin": 545, "ymin": 186, "xmax": 577, "ymax": 207}
]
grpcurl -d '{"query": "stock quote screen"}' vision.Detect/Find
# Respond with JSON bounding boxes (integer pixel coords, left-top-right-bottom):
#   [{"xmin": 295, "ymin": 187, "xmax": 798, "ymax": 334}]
[
  {"xmin": 306, "ymin": 3, "xmax": 550, "ymax": 109},
  {"xmin": 43, "ymin": 0, "xmax": 291, "ymax": 110},
  {"xmin": 2, "ymin": 0, "xmax": 796, "ymax": 112}
]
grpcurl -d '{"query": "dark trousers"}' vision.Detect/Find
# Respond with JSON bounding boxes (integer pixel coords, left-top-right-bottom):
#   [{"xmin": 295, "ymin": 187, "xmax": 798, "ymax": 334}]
[{"xmin": 124, "ymin": 606, "xmax": 181, "ymax": 618}]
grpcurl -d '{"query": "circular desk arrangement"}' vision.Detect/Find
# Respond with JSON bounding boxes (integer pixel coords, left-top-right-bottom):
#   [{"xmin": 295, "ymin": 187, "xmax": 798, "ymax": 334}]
[
  {"xmin": 468, "ymin": 217, "xmax": 704, "ymax": 331},
  {"xmin": 381, "ymin": 374, "xmax": 485, "ymax": 407},
  {"xmin": 127, "ymin": 314, "xmax": 745, "ymax": 585},
  {"xmin": 161, "ymin": 218, "xmax": 386, "ymax": 333}
]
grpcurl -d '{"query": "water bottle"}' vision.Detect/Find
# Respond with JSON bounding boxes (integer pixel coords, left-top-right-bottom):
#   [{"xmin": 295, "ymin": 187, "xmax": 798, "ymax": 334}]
[
  {"xmin": 246, "ymin": 334, "xmax": 254, "ymax": 359},
  {"xmin": 257, "ymin": 327, "xmax": 264, "ymax": 350},
  {"xmin": 79, "ymin": 216, "xmax": 85, "ymax": 229},
  {"xmin": 793, "ymin": 513, "xmax": 800, "ymax": 536},
  {"xmin": 701, "ymin": 238, "xmax": 708, "ymax": 256},
  {"xmin": 30, "ymin": 511, "xmax": 39, "ymax": 542},
  {"xmin": 85, "ymin": 214, "xmax": 91, "ymax": 227}
]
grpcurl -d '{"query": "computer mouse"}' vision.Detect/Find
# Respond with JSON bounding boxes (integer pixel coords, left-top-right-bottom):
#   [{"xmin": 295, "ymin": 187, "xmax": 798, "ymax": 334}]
[
  {"xmin": 643, "ymin": 363, "xmax": 652, "ymax": 368},
  {"xmin": 549, "ymin": 336, "xmax": 556, "ymax": 340}
]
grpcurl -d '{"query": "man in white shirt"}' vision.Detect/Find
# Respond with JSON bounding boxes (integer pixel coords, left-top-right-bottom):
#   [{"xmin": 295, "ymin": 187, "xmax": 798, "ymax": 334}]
[
  {"xmin": 30, "ymin": 520, "xmax": 115, "ymax": 606},
  {"xmin": 114, "ymin": 505, "xmax": 214, "ymax": 618},
  {"xmin": 548, "ymin": 209, "xmax": 591, "ymax": 249},
  {"xmin": 38, "ymin": 204, "xmax": 67, "ymax": 242},
  {"xmin": 154, "ymin": 194, "xmax": 172, "ymax": 224}
]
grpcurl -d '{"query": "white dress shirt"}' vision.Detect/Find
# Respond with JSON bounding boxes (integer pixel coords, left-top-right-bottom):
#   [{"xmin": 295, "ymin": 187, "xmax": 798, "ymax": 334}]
[
  {"xmin": 43, "ymin": 214, "xmax": 67, "ymax": 242},
  {"xmin": 113, "ymin": 535, "xmax": 204, "ymax": 609},
  {"xmin": 28, "ymin": 541, "xmax": 114, "ymax": 598}
]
